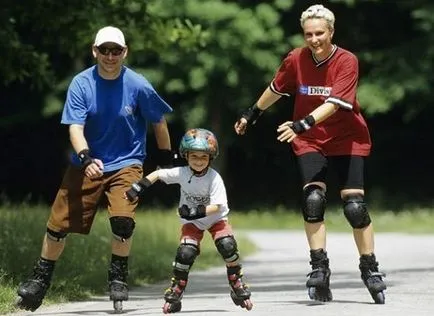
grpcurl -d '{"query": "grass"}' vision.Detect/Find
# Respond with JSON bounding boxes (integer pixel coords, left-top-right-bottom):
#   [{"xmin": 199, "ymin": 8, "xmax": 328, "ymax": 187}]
[
  {"xmin": 0, "ymin": 205, "xmax": 255, "ymax": 314},
  {"xmin": 229, "ymin": 205, "xmax": 434, "ymax": 234},
  {"xmin": 1, "ymin": 204, "xmax": 434, "ymax": 314}
]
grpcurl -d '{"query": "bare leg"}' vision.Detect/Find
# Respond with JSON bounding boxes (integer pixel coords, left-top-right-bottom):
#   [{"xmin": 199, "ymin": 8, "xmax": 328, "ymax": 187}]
[
  {"xmin": 111, "ymin": 238, "xmax": 132, "ymax": 257},
  {"xmin": 304, "ymin": 222, "xmax": 326, "ymax": 250},
  {"xmin": 353, "ymin": 224, "xmax": 375, "ymax": 255},
  {"xmin": 41, "ymin": 234, "xmax": 65, "ymax": 260}
]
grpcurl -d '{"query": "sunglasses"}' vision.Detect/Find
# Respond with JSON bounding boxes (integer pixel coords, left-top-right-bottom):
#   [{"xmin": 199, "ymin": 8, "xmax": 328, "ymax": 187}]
[{"xmin": 96, "ymin": 45, "xmax": 124, "ymax": 56}]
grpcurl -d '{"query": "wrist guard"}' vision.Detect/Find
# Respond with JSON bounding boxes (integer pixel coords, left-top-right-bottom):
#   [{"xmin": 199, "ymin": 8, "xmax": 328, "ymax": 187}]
[
  {"xmin": 241, "ymin": 103, "xmax": 264, "ymax": 125},
  {"xmin": 77, "ymin": 149, "xmax": 93, "ymax": 169},
  {"xmin": 290, "ymin": 115, "xmax": 316, "ymax": 134},
  {"xmin": 156, "ymin": 149, "xmax": 173, "ymax": 168},
  {"xmin": 126, "ymin": 178, "xmax": 152, "ymax": 201},
  {"xmin": 178, "ymin": 204, "xmax": 207, "ymax": 220}
]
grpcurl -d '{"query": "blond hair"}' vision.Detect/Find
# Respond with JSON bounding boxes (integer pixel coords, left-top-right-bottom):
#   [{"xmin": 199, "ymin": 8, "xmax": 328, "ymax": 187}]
[{"xmin": 300, "ymin": 4, "xmax": 335, "ymax": 30}]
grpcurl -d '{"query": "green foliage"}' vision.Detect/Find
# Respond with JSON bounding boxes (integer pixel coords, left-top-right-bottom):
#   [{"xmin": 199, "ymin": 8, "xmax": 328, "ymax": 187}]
[
  {"xmin": 0, "ymin": 0, "xmax": 207, "ymax": 89},
  {"xmin": 142, "ymin": 0, "xmax": 292, "ymax": 170},
  {"xmin": 3, "ymin": 0, "xmax": 434, "ymax": 120}
]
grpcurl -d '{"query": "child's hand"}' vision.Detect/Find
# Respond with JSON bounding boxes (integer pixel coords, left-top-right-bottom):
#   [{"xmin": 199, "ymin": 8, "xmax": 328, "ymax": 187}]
[
  {"xmin": 125, "ymin": 178, "xmax": 152, "ymax": 202},
  {"xmin": 178, "ymin": 204, "xmax": 206, "ymax": 220}
]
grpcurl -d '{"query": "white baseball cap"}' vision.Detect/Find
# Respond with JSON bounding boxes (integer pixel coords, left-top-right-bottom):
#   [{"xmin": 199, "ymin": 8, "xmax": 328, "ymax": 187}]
[{"xmin": 94, "ymin": 26, "xmax": 126, "ymax": 47}]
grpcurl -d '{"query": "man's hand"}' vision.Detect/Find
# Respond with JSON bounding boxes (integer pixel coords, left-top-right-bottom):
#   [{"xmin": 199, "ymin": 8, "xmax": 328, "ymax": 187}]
[
  {"xmin": 78, "ymin": 149, "xmax": 103, "ymax": 178},
  {"xmin": 125, "ymin": 178, "xmax": 152, "ymax": 202},
  {"xmin": 156, "ymin": 149, "xmax": 174, "ymax": 169},
  {"xmin": 178, "ymin": 204, "xmax": 207, "ymax": 220}
]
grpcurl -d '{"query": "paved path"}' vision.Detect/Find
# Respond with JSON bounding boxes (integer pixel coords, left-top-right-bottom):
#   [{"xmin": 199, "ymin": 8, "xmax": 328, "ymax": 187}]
[{"xmin": 8, "ymin": 231, "xmax": 434, "ymax": 316}]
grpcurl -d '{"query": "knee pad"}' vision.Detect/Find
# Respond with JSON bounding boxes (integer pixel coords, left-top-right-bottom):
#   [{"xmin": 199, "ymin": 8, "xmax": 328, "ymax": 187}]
[
  {"xmin": 302, "ymin": 185, "xmax": 326, "ymax": 223},
  {"xmin": 343, "ymin": 194, "xmax": 371, "ymax": 229},
  {"xmin": 110, "ymin": 216, "xmax": 135, "ymax": 242},
  {"xmin": 46, "ymin": 228, "xmax": 67, "ymax": 242},
  {"xmin": 215, "ymin": 236, "xmax": 239, "ymax": 263},
  {"xmin": 174, "ymin": 240, "xmax": 199, "ymax": 273}
]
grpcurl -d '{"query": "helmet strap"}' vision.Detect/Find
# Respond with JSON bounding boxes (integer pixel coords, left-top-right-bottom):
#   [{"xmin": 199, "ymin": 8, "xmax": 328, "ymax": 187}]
[
  {"xmin": 190, "ymin": 166, "xmax": 208, "ymax": 176},
  {"xmin": 187, "ymin": 165, "xmax": 209, "ymax": 183}
]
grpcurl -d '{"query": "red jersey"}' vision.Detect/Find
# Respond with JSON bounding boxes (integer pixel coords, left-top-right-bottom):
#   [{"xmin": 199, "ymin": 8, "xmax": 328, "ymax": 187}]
[{"xmin": 270, "ymin": 46, "xmax": 371, "ymax": 156}]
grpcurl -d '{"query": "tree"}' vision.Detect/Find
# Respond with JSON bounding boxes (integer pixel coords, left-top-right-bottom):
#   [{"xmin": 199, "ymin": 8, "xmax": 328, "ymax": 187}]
[{"xmin": 0, "ymin": 0, "xmax": 207, "ymax": 125}]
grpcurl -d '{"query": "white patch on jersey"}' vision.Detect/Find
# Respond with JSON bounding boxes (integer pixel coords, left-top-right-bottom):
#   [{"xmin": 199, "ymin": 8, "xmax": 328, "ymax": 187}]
[{"xmin": 299, "ymin": 85, "xmax": 331, "ymax": 96}]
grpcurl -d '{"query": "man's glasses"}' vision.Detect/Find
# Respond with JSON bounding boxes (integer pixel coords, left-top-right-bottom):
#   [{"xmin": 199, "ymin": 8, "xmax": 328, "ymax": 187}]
[{"xmin": 96, "ymin": 46, "xmax": 124, "ymax": 56}]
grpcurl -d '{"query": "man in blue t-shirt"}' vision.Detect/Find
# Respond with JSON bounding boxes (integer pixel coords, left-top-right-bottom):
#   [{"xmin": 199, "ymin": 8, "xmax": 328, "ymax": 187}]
[{"xmin": 16, "ymin": 26, "xmax": 173, "ymax": 312}]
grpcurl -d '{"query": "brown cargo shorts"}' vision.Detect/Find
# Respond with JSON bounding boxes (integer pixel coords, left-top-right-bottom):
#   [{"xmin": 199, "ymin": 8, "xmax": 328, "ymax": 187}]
[{"xmin": 47, "ymin": 164, "xmax": 143, "ymax": 234}]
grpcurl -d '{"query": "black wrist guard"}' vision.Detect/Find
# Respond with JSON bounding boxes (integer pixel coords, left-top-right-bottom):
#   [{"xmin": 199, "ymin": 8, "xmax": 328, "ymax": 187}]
[
  {"xmin": 126, "ymin": 178, "xmax": 152, "ymax": 201},
  {"xmin": 77, "ymin": 149, "xmax": 93, "ymax": 169},
  {"xmin": 156, "ymin": 149, "xmax": 173, "ymax": 168},
  {"xmin": 195, "ymin": 205, "xmax": 207, "ymax": 218},
  {"xmin": 178, "ymin": 204, "xmax": 207, "ymax": 220},
  {"xmin": 241, "ymin": 103, "xmax": 264, "ymax": 125},
  {"xmin": 290, "ymin": 115, "xmax": 316, "ymax": 134}
]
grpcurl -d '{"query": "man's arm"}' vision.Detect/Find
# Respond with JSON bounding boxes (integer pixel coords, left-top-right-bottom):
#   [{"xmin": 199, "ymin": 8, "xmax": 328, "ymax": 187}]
[
  {"xmin": 69, "ymin": 124, "xmax": 88, "ymax": 154},
  {"xmin": 152, "ymin": 117, "xmax": 174, "ymax": 168},
  {"xmin": 152, "ymin": 117, "xmax": 171, "ymax": 150},
  {"xmin": 69, "ymin": 124, "xmax": 104, "ymax": 176}
]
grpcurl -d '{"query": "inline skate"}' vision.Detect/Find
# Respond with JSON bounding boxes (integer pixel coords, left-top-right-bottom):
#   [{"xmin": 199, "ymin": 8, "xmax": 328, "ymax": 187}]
[
  {"xmin": 108, "ymin": 260, "xmax": 129, "ymax": 313},
  {"xmin": 306, "ymin": 249, "xmax": 332, "ymax": 302},
  {"xmin": 15, "ymin": 258, "xmax": 54, "ymax": 312},
  {"xmin": 359, "ymin": 253, "xmax": 386, "ymax": 304},
  {"xmin": 162, "ymin": 277, "xmax": 187, "ymax": 314},
  {"xmin": 227, "ymin": 265, "xmax": 253, "ymax": 310}
]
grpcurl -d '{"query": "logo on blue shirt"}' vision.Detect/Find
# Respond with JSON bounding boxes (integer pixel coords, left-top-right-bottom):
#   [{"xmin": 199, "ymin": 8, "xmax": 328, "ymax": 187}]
[{"xmin": 124, "ymin": 105, "xmax": 134, "ymax": 115}]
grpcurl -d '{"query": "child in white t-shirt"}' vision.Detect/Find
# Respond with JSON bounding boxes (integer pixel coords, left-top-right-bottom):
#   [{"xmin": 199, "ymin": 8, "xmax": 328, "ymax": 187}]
[{"xmin": 126, "ymin": 128, "xmax": 253, "ymax": 313}]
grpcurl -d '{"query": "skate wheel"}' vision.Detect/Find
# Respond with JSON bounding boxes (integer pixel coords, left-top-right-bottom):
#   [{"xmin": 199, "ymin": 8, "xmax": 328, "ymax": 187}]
[
  {"xmin": 230, "ymin": 291, "xmax": 242, "ymax": 306},
  {"xmin": 113, "ymin": 300, "xmax": 123, "ymax": 314},
  {"xmin": 243, "ymin": 299, "xmax": 253, "ymax": 311},
  {"xmin": 308, "ymin": 287, "xmax": 332, "ymax": 302},
  {"xmin": 14, "ymin": 296, "xmax": 24, "ymax": 307},
  {"xmin": 230, "ymin": 291, "xmax": 252, "ymax": 310},
  {"xmin": 372, "ymin": 291, "xmax": 385, "ymax": 304},
  {"xmin": 163, "ymin": 301, "xmax": 182, "ymax": 314},
  {"xmin": 14, "ymin": 295, "xmax": 40, "ymax": 312},
  {"xmin": 308, "ymin": 287, "xmax": 316, "ymax": 300}
]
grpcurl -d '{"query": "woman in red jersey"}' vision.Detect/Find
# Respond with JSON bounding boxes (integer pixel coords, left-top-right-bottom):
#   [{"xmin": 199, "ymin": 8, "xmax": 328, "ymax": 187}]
[{"xmin": 234, "ymin": 4, "xmax": 386, "ymax": 304}]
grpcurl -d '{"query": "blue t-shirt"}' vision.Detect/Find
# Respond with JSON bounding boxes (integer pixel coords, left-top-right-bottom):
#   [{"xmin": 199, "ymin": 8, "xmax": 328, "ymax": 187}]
[{"xmin": 61, "ymin": 65, "xmax": 173, "ymax": 172}]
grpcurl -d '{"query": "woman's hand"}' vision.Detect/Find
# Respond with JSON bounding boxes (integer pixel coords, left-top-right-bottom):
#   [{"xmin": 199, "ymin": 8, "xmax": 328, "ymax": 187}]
[{"xmin": 277, "ymin": 121, "xmax": 298, "ymax": 143}]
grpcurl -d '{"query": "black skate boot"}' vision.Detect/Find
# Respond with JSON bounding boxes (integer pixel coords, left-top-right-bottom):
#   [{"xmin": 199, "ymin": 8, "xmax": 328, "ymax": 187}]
[
  {"xmin": 359, "ymin": 253, "xmax": 386, "ymax": 304},
  {"xmin": 108, "ymin": 256, "xmax": 129, "ymax": 314},
  {"xmin": 227, "ymin": 265, "xmax": 253, "ymax": 311},
  {"xmin": 15, "ymin": 258, "xmax": 55, "ymax": 312},
  {"xmin": 162, "ymin": 277, "xmax": 187, "ymax": 314},
  {"xmin": 306, "ymin": 249, "xmax": 332, "ymax": 302}
]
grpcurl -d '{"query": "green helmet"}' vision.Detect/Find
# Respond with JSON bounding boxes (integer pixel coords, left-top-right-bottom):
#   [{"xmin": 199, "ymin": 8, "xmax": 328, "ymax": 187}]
[{"xmin": 179, "ymin": 128, "xmax": 219, "ymax": 159}]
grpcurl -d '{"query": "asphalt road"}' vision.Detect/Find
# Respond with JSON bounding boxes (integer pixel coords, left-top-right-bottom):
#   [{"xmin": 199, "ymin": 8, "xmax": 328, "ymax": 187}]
[{"xmin": 8, "ymin": 231, "xmax": 434, "ymax": 316}]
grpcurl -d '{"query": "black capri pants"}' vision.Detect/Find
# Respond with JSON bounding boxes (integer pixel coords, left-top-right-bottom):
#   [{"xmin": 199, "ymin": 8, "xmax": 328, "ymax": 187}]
[{"xmin": 297, "ymin": 152, "xmax": 365, "ymax": 190}]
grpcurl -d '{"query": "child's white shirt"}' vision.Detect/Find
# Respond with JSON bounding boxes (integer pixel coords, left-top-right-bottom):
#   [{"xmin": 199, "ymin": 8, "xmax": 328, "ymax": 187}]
[{"xmin": 156, "ymin": 166, "xmax": 230, "ymax": 230}]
